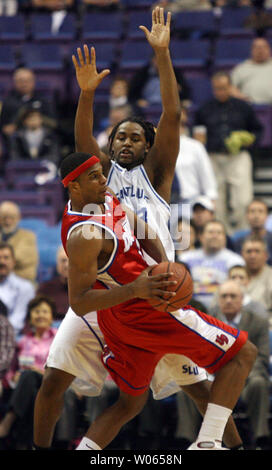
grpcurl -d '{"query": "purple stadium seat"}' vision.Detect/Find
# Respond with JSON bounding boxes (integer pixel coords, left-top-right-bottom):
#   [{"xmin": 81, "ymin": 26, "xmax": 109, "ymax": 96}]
[
  {"xmin": 170, "ymin": 39, "xmax": 211, "ymax": 71},
  {"xmin": 126, "ymin": 11, "xmax": 152, "ymax": 40},
  {"xmin": 0, "ymin": 44, "xmax": 17, "ymax": 71},
  {"xmin": 30, "ymin": 13, "xmax": 77, "ymax": 41},
  {"xmin": 119, "ymin": 40, "xmax": 153, "ymax": 71},
  {"xmin": 0, "ymin": 190, "xmax": 45, "ymax": 206},
  {"xmin": 20, "ymin": 206, "xmax": 57, "ymax": 225},
  {"xmin": 82, "ymin": 12, "xmax": 123, "ymax": 41},
  {"xmin": 189, "ymin": 75, "xmax": 213, "ymax": 106},
  {"xmin": 213, "ymin": 38, "xmax": 252, "ymax": 70},
  {"xmin": 172, "ymin": 10, "xmax": 218, "ymax": 38},
  {"xmin": 20, "ymin": 42, "xmax": 64, "ymax": 71},
  {"xmin": 0, "ymin": 15, "xmax": 26, "ymax": 43},
  {"xmin": 121, "ymin": 0, "xmax": 153, "ymax": 9},
  {"xmin": 219, "ymin": 7, "xmax": 255, "ymax": 38},
  {"xmin": 5, "ymin": 161, "xmax": 46, "ymax": 184}
]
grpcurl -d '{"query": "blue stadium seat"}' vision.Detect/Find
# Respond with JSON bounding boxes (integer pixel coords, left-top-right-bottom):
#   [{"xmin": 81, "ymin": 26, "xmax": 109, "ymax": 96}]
[
  {"xmin": 0, "ymin": 14, "xmax": 26, "ymax": 42},
  {"xmin": 0, "ymin": 190, "xmax": 45, "ymax": 206},
  {"xmin": 213, "ymin": 38, "xmax": 252, "ymax": 70},
  {"xmin": 30, "ymin": 12, "xmax": 77, "ymax": 41},
  {"xmin": 126, "ymin": 11, "xmax": 152, "ymax": 40},
  {"xmin": 189, "ymin": 75, "xmax": 213, "ymax": 107},
  {"xmin": 172, "ymin": 10, "xmax": 218, "ymax": 39},
  {"xmin": 119, "ymin": 40, "xmax": 153, "ymax": 71},
  {"xmin": 0, "ymin": 44, "xmax": 17, "ymax": 71},
  {"xmin": 20, "ymin": 42, "xmax": 64, "ymax": 71},
  {"xmin": 220, "ymin": 7, "xmax": 255, "ymax": 38},
  {"xmin": 81, "ymin": 12, "xmax": 123, "ymax": 41},
  {"xmin": 170, "ymin": 39, "xmax": 211, "ymax": 71}
]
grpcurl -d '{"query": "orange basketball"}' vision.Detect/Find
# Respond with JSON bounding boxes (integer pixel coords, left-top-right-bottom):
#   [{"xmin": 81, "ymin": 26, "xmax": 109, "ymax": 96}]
[{"xmin": 147, "ymin": 261, "xmax": 193, "ymax": 312}]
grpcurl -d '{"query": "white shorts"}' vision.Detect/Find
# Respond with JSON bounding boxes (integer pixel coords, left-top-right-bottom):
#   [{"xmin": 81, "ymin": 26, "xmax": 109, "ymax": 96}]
[{"xmin": 46, "ymin": 308, "xmax": 207, "ymax": 400}]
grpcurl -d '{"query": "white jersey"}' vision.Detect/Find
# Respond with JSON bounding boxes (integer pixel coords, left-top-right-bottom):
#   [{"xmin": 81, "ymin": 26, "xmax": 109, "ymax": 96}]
[{"xmin": 107, "ymin": 161, "xmax": 175, "ymax": 261}]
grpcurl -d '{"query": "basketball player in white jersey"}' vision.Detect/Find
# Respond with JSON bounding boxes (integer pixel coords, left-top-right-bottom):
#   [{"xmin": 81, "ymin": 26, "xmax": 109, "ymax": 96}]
[{"xmin": 34, "ymin": 8, "xmax": 243, "ymax": 450}]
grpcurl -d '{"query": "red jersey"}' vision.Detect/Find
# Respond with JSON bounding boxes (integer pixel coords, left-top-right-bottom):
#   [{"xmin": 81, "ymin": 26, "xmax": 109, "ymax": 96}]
[{"xmin": 61, "ymin": 192, "xmax": 148, "ymax": 290}]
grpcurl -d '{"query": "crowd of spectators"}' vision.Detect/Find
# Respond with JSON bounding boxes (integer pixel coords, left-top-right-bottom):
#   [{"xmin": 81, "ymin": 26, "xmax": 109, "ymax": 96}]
[{"xmin": 0, "ymin": 0, "xmax": 272, "ymax": 451}]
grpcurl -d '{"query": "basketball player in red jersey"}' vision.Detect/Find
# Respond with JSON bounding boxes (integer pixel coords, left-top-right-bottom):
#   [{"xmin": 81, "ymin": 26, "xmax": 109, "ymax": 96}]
[
  {"xmin": 60, "ymin": 152, "xmax": 256, "ymax": 451},
  {"xmin": 34, "ymin": 8, "xmax": 246, "ymax": 451}
]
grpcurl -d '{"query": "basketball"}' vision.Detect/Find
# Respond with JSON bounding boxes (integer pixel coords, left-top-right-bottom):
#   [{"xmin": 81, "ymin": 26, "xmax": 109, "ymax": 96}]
[{"xmin": 147, "ymin": 261, "xmax": 193, "ymax": 312}]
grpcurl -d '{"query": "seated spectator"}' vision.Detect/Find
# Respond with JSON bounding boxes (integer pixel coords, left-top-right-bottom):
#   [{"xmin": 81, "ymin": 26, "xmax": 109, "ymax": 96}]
[
  {"xmin": 231, "ymin": 38, "xmax": 272, "ymax": 104},
  {"xmin": 0, "ymin": 299, "xmax": 15, "ymax": 384},
  {"xmin": 241, "ymin": 235, "xmax": 272, "ymax": 315},
  {"xmin": 37, "ymin": 245, "xmax": 68, "ymax": 322},
  {"xmin": 9, "ymin": 107, "xmax": 60, "ymax": 165},
  {"xmin": 0, "ymin": 242, "xmax": 35, "ymax": 336},
  {"xmin": 190, "ymin": 196, "xmax": 235, "ymax": 250},
  {"xmin": 128, "ymin": 54, "xmax": 191, "ymax": 110},
  {"xmin": 194, "ymin": 70, "xmax": 263, "ymax": 233},
  {"xmin": 174, "ymin": 106, "xmax": 218, "ymax": 206},
  {"xmin": 214, "ymin": 280, "xmax": 270, "ymax": 449},
  {"xmin": 0, "ymin": 67, "xmax": 57, "ymax": 148},
  {"xmin": 0, "ymin": 295, "xmax": 57, "ymax": 448},
  {"xmin": 0, "ymin": 0, "xmax": 17, "ymax": 14},
  {"xmin": 209, "ymin": 264, "xmax": 268, "ymax": 318},
  {"xmin": 232, "ymin": 198, "xmax": 272, "ymax": 265},
  {"xmin": 178, "ymin": 220, "xmax": 245, "ymax": 309},
  {"xmin": 0, "ymin": 201, "xmax": 39, "ymax": 282},
  {"xmin": 175, "ymin": 279, "xmax": 271, "ymax": 450}
]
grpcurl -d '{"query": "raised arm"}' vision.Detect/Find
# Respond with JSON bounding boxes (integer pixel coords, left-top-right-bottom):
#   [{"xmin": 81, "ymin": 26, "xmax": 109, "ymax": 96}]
[
  {"xmin": 140, "ymin": 7, "xmax": 181, "ymax": 201},
  {"xmin": 72, "ymin": 45, "xmax": 111, "ymax": 175}
]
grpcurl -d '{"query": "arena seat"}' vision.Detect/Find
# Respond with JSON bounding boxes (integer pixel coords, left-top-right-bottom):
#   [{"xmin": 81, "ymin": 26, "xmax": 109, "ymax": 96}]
[
  {"xmin": 170, "ymin": 39, "xmax": 211, "ymax": 71},
  {"xmin": 20, "ymin": 42, "xmax": 64, "ymax": 71},
  {"xmin": 219, "ymin": 7, "xmax": 255, "ymax": 38},
  {"xmin": 0, "ymin": 14, "xmax": 26, "ymax": 42},
  {"xmin": 172, "ymin": 10, "xmax": 218, "ymax": 39},
  {"xmin": 126, "ymin": 11, "xmax": 152, "ymax": 40},
  {"xmin": 81, "ymin": 12, "xmax": 123, "ymax": 41},
  {"xmin": 213, "ymin": 38, "xmax": 252, "ymax": 70},
  {"xmin": 119, "ymin": 40, "xmax": 153, "ymax": 72},
  {"xmin": 30, "ymin": 12, "xmax": 77, "ymax": 42}
]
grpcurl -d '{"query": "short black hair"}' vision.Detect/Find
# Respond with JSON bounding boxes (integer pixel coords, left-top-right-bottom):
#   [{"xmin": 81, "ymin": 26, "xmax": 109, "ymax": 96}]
[
  {"xmin": 26, "ymin": 295, "xmax": 57, "ymax": 322},
  {"xmin": 0, "ymin": 242, "xmax": 15, "ymax": 258},
  {"xmin": 59, "ymin": 152, "xmax": 96, "ymax": 181},
  {"xmin": 108, "ymin": 117, "xmax": 156, "ymax": 156}
]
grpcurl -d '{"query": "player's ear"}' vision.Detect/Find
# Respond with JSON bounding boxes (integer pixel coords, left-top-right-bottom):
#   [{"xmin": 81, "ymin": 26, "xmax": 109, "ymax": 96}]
[{"xmin": 68, "ymin": 180, "xmax": 81, "ymax": 195}]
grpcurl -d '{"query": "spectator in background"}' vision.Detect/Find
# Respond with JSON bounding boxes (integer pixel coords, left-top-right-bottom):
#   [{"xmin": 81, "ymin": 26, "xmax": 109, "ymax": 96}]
[
  {"xmin": 209, "ymin": 264, "xmax": 268, "ymax": 318},
  {"xmin": 179, "ymin": 220, "xmax": 245, "ymax": 309},
  {"xmin": 174, "ymin": 106, "xmax": 218, "ymax": 206},
  {"xmin": 37, "ymin": 246, "xmax": 68, "ymax": 322},
  {"xmin": 0, "ymin": 295, "xmax": 57, "ymax": 448},
  {"xmin": 0, "ymin": 242, "xmax": 35, "ymax": 336},
  {"xmin": 231, "ymin": 38, "xmax": 272, "ymax": 105},
  {"xmin": 190, "ymin": 196, "xmax": 235, "ymax": 250},
  {"xmin": 0, "ymin": 201, "xmax": 39, "ymax": 283},
  {"xmin": 128, "ymin": 54, "xmax": 191, "ymax": 110},
  {"xmin": 81, "ymin": 0, "xmax": 120, "ymax": 10},
  {"xmin": 194, "ymin": 71, "xmax": 263, "ymax": 233},
  {"xmin": 213, "ymin": 280, "xmax": 270, "ymax": 450},
  {"xmin": 0, "ymin": 0, "xmax": 18, "ymax": 14},
  {"xmin": 232, "ymin": 198, "xmax": 272, "ymax": 265},
  {"xmin": 23, "ymin": 0, "xmax": 75, "ymax": 11},
  {"xmin": 9, "ymin": 107, "xmax": 60, "ymax": 165},
  {"xmin": 0, "ymin": 68, "xmax": 57, "ymax": 147},
  {"xmin": 241, "ymin": 235, "xmax": 272, "ymax": 315},
  {"xmin": 0, "ymin": 299, "xmax": 15, "ymax": 383}
]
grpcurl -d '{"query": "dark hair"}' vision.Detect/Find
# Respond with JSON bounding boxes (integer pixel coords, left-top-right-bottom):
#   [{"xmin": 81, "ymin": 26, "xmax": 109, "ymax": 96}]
[
  {"xmin": 246, "ymin": 198, "xmax": 269, "ymax": 213},
  {"xmin": 59, "ymin": 152, "xmax": 96, "ymax": 181},
  {"xmin": 228, "ymin": 265, "xmax": 248, "ymax": 275},
  {"xmin": 26, "ymin": 295, "xmax": 57, "ymax": 322},
  {"xmin": 0, "ymin": 242, "xmax": 15, "ymax": 258},
  {"xmin": 108, "ymin": 117, "xmax": 156, "ymax": 156},
  {"xmin": 241, "ymin": 234, "xmax": 268, "ymax": 251}
]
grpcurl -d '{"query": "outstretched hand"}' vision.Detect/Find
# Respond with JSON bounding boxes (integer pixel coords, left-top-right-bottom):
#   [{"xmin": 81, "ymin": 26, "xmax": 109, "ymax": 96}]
[
  {"xmin": 72, "ymin": 44, "xmax": 110, "ymax": 92},
  {"xmin": 139, "ymin": 6, "xmax": 171, "ymax": 50}
]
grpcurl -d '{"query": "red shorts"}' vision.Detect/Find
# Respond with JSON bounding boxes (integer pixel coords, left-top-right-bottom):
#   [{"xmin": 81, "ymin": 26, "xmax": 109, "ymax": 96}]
[{"xmin": 98, "ymin": 303, "xmax": 248, "ymax": 396}]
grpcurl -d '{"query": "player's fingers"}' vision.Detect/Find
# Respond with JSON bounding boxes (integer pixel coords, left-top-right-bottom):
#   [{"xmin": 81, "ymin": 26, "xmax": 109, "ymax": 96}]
[
  {"xmin": 152, "ymin": 289, "xmax": 176, "ymax": 298},
  {"xmin": 149, "ymin": 272, "xmax": 174, "ymax": 280},
  {"xmin": 159, "ymin": 7, "xmax": 164, "ymax": 24},
  {"xmin": 90, "ymin": 46, "xmax": 96, "ymax": 65},
  {"xmin": 139, "ymin": 25, "xmax": 149, "ymax": 38},
  {"xmin": 166, "ymin": 11, "xmax": 171, "ymax": 28},
  {"xmin": 83, "ymin": 44, "xmax": 90, "ymax": 64},
  {"xmin": 72, "ymin": 54, "xmax": 79, "ymax": 70},
  {"xmin": 77, "ymin": 47, "xmax": 85, "ymax": 66},
  {"xmin": 152, "ymin": 7, "xmax": 158, "ymax": 24}
]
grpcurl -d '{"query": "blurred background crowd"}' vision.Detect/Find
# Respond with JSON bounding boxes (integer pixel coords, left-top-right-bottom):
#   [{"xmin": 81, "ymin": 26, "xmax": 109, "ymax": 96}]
[{"xmin": 0, "ymin": 0, "xmax": 272, "ymax": 451}]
